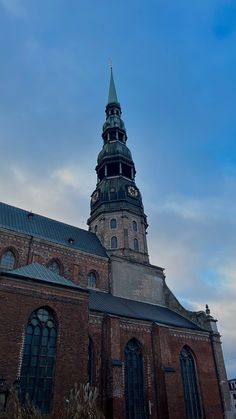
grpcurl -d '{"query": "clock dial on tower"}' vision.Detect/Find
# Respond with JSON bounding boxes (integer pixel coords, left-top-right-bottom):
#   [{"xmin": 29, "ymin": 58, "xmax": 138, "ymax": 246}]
[
  {"xmin": 127, "ymin": 185, "xmax": 139, "ymax": 198},
  {"xmin": 91, "ymin": 190, "xmax": 99, "ymax": 204}
]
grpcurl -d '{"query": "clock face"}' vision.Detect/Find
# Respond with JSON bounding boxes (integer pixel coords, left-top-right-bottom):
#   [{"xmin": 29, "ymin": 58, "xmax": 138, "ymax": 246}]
[
  {"xmin": 91, "ymin": 190, "xmax": 99, "ymax": 204},
  {"xmin": 128, "ymin": 186, "xmax": 139, "ymax": 198}
]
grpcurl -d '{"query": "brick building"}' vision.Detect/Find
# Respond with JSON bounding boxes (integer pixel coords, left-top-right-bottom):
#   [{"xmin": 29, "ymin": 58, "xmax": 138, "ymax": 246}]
[
  {"xmin": 228, "ymin": 379, "xmax": 236, "ymax": 418},
  {"xmin": 0, "ymin": 70, "xmax": 233, "ymax": 418}
]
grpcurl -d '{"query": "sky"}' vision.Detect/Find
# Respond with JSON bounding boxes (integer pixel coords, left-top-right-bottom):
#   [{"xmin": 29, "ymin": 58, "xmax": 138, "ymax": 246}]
[{"xmin": 0, "ymin": 0, "xmax": 236, "ymax": 379}]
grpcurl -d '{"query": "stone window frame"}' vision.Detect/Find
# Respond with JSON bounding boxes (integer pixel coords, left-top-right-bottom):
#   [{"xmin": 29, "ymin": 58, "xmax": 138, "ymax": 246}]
[
  {"xmin": 47, "ymin": 258, "xmax": 63, "ymax": 275},
  {"xmin": 111, "ymin": 236, "xmax": 118, "ymax": 249},
  {"xmin": 0, "ymin": 246, "xmax": 18, "ymax": 270},
  {"xmin": 132, "ymin": 220, "xmax": 138, "ymax": 232},
  {"xmin": 20, "ymin": 305, "xmax": 57, "ymax": 414},
  {"xmin": 180, "ymin": 345, "xmax": 203, "ymax": 419},
  {"xmin": 124, "ymin": 338, "xmax": 146, "ymax": 418},
  {"xmin": 87, "ymin": 270, "xmax": 98, "ymax": 288},
  {"xmin": 110, "ymin": 218, "xmax": 117, "ymax": 229},
  {"xmin": 133, "ymin": 238, "xmax": 139, "ymax": 251}
]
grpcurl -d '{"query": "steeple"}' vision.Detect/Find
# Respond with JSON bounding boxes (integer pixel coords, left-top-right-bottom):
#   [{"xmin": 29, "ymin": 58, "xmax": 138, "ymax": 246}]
[
  {"xmin": 108, "ymin": 67, "xmax": 119, "ymax": 104},
  {"xmin": 87, "ymin": 70, "xmax": 149, "ymax": 264}
]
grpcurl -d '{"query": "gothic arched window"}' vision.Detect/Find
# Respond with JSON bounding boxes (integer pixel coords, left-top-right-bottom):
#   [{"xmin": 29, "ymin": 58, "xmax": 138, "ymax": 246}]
[
  {"xmin": 134, "ymin": 238, "xmax": 139, "ymax": 251},
  {"xmin": 88, "ymin": 271, "xmax": 97, "ymax": 288},
  {"xmin": 0, "ymin": 249, "xmax": 15, "ymax": 270},
  {"xmin": 111, "ymin": 236, "xmax": 117, "ymax": 249},
  {"xmin": 88, "ymin": 337, "xmax": 94, "ymax": 385},
  {"xmin": 125, "ymin": 339, "xmax": 146, "ymax": 419},
  {"xmin": 20, "ymin": 307, "xmax": 57, "ymax": 414},
  {"xmin": 180, "ymin": 346, "xmax": 203, "ymax": 419},
  {"xmin": 47, "ymin": 260, "xmax": 61, "ymax": 275},
  {"xmin": 110, "ymin": 218, "xmax": 117, "ymax": 229},
  {"xmin": 132, "ymin": 220, "xmax": 137, "ymax": 231}
]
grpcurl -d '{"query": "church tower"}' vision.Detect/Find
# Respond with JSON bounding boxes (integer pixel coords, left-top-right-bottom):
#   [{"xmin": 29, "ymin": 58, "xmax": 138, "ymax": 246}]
[{"xmin": 87, "ymin": 69, "xmax": 149, "ymax": 264}]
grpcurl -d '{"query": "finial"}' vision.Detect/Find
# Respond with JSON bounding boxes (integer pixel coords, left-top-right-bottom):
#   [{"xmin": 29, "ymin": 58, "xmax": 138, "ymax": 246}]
[{"xmin": 205, "ymin": 304, "xmax": 210, "ymax": 315}]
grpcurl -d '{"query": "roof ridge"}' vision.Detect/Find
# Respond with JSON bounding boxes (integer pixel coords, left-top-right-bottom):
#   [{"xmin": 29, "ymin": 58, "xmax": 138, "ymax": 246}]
[{"xmin": 0, "ymin": 201, "xmax": 89, "ymax": 234}]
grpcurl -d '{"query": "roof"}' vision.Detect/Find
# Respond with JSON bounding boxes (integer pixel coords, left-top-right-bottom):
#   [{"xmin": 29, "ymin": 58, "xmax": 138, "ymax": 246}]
[
  {"xmin": 0, "ymin": 262, "xmax": 82, "ymax": 290},
  {"xmin": 108, "ymin": 67, "xmax": 119, "ymax": 104},
  {"xmin": 0, "ymin": 202, "xmax": 108, "ymax": 258},
  {"xmin": 89, "ymin": 291, "xmax": 202, "ymax": 331},
  {"xmin": 0, "ymin": 262, "xmax": 201, "ymax": 330}
]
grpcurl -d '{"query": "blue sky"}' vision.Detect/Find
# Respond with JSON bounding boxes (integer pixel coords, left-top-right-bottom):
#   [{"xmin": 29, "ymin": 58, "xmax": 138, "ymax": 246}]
[{"xmin": 0, "ymin": 0, "xmax": 236, "ymax": 378}]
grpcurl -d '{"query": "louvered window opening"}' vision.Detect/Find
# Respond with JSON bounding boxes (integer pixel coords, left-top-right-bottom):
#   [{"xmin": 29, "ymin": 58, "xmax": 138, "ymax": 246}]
[
  {"xmin": 20, "ymin": 308, "xmax": 57, "ymax": 414},
  {"xmin": 0, "ymin": 250, "xmax": 15, "ymax": 270},
  {"xmin": 180, "ymin": 347, "xmax": 203, "ymax": 419},
  {"xmin": 125, "ymin": 339, "xmax": 146, "ymax": 419}
]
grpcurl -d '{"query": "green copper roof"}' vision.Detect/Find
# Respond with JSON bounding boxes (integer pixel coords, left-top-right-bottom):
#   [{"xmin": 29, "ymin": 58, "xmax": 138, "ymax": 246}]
[
  {"xmin": 108, "ymin": 67, "xmax": 119, "ymax": 104},
  {"xmin": 1, "ymin": 263, "xmax": 80, "ymax": 289}
]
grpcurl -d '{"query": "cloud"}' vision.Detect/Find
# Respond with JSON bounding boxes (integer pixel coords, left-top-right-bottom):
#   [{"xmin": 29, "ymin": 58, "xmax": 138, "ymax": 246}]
[
  {"xmin": 0, "ymin": 164, "xmax": 92, "ymax": 227},
  {"xmin": 147, "ymin": 175, "xmax": 236, "ymax": 378},
  {"xmin": 0, "ymin": 0, "xmax": 27, "ymax": 18}
]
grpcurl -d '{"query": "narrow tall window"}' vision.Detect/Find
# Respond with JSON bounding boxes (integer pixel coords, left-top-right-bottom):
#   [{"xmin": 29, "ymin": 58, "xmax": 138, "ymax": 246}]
[
  {"xmin": 48, "ymin": 260, "xmax": 60, "ymax": 275},
  {"xmin": 134, "ymin": 238, "xmax": 139, "ymax": 251},
  {"xmin": 111, "ymin": 236, "xmax": 117, "ymax": 249},
  {"xmin": 88, "ymin": 337, "xmax": 94, "ymax": 385},
  {"xmin": 125, "ymin": 339, "xmax": 146, "ymax": 419},
  {"xmin": 132, "ymin": 220, "xmax": 137, "ymax": 231},
  {"xmin": 88, "ymin": 271, "xmax": 97, "ymax": 288},
  {"xmin": 20, "ymin": 307, "xmax": 57, "ymax": 414},
  {"xmin": 110, "ymin": 218, "xmax": 117, "ymax": 229},
  {"xmin": 0, "ymin": 250, "xmax": 15, "ymax": 270},
  {"xmin": 180, "ymin": 346, "xmax": 203, "ymax": 419}
]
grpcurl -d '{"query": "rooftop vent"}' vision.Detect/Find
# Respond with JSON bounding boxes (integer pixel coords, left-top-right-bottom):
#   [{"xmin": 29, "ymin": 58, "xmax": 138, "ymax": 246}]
[
  {"xmin": 27, "ymin": 212, "xmax": 34, "ymax": 219},
  {"xmin": 68, "ymin": 238, "xmax": 75, "ymax": 244}
]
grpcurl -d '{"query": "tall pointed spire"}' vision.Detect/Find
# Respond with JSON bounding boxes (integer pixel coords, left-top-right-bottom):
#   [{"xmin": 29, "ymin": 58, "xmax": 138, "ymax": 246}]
[{"xmin": 108, "ymin": 67, "xmax": 119, "ymax": 104}]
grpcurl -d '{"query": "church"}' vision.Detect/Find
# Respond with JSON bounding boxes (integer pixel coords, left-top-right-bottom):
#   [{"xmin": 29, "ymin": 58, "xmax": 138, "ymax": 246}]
[{"xmin": 0, "ymin": 70, "xmax": 232, "ymax": 418}]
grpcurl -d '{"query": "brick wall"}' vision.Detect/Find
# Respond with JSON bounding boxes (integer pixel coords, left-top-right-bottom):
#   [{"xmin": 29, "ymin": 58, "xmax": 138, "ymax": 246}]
[
  {"xmin": 0, "ymin": 275, "xmax": 89, "ymax": 418},
  {"xmin": 89, "ymin": 210, "xmax": 149, "ymax": 263},
  {"xmin": 89, "ymin": 314, "xmax": 223, "ymax": 419},
  {"xmin": 0, "ymin": 228, "xmax": 109, "ymax": 291}
]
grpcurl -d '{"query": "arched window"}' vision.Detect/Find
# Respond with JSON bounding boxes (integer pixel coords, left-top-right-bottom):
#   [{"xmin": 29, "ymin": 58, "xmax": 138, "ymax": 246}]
[
  {"xmin": 88, "ymin": 337, "xmax": 94, "ymax": 385},
  {"xmin": 20, "ymin": 307, "xmax": 57, "ymax": 414},
  {"xmin": 132, "ymin": 220, "xmax": 137, "ymax": 231},
  {"xmin": 48, "ymin": 260, "xmax": 61, "ymax": 275},
  {"xmin": 125, "ymin": 339, "xmax": 146, "ymax": 419},
  {"xmin": 134, "ymin": 238, "xmax": 139, "ymax": 251},
  {"xmin": 0, "ymin": 249, "xmax": 15, "ymax": 270},
  {"xmin": 111, "ymin": 236, "xmax": 117, "ymax": 249},
  {"xmin": 88, "ymin": 271, "xmax": 97, "ymax": 288},
  {"xmin": 180, "ymin": 346, "xmax": 203, "ymax": 419},
  {"xmin": 110, "ymin": 218, "xmax": 117, "ymax": 229}
]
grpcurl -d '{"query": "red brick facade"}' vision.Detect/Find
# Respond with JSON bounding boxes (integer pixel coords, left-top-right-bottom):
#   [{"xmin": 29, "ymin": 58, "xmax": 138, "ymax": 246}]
[
  {"xmin": 0, "ymin": 226, "xmax": 227, "ymax": 418},
  {"xmin": 0, "ymin": 225, "xmax": 227, "ymax": 418}
]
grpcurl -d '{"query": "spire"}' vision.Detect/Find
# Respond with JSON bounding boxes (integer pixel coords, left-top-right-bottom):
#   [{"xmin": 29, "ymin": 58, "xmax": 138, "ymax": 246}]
[{"xmin": 108, "ymin": 67, "xmax": 119, "ymax": 104}]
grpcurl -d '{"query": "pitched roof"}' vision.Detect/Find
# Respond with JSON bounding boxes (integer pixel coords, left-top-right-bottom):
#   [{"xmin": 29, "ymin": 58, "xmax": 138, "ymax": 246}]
[
  {"xmin": 0, "ymin": 262, "xmax": 201, "ymax": 330},
  {"xmin": 0, "ymin": 202, "xmax": 107, "ymax": 258},
  {"xmin": 89, "ymin": 291, "xmax": 202, "ymax": 331},
  {"xmin": 0, "ymin": 262, "xmax": 81, "ymax": 290},
  {"xmin": 108, "ymin": 67, "xmax": 119, "ymax": 104}
]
